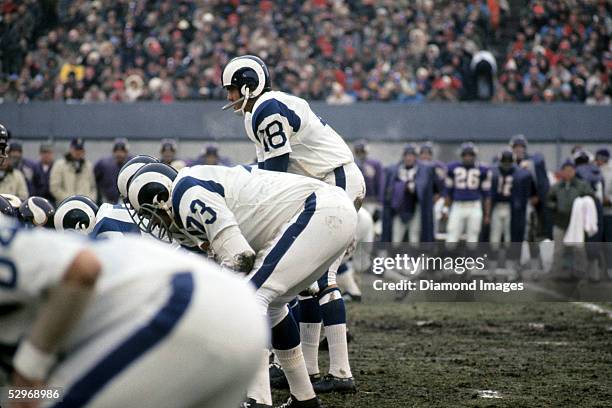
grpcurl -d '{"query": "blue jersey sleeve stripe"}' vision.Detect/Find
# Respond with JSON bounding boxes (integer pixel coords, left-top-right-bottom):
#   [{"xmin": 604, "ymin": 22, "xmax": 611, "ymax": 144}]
[
  {"xmin": 90, "ymin": 219, "xmax": 140, "ymax": 237},
  {"xmin": 251, "ymin": 98, "xmax": 301, "ymax": 136}
]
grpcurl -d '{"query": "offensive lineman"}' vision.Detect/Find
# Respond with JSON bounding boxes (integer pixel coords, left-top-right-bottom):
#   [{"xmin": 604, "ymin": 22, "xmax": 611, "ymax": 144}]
[
  {"xmin": 127, "ymin": 163, "xmax": 358, "ymax": 407},
  {"xmin": 221, "ymin": 55, "xmax": 363, "ymax": 394},
  {"xmin": 0, "ymin": 216, "xmax": 267, "ymax": 407}
]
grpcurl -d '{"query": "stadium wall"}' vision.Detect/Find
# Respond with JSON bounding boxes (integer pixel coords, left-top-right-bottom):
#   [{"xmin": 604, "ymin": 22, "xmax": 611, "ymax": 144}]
[{"xmin": 1, "ymin": 102, "xmax": 610, "ymax": 167}]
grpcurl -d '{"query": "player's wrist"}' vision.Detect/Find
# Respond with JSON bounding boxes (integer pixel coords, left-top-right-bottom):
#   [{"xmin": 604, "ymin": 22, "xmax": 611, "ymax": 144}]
[{"xmin": 13, "ymin": 340, "xmax": 56, "ymax": 381}]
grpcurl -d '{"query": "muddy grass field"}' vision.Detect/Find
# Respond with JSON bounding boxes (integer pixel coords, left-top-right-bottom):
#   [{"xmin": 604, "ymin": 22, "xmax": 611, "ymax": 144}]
[{"xmin": 275, "ymin": 275, "xmax": 612, "ymax": 407}]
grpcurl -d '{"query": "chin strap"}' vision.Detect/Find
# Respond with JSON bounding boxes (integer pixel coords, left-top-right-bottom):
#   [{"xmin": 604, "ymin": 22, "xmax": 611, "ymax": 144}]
[{"xmin": 221, "ymin": 87, "xmax": 250, "ymax": 115}]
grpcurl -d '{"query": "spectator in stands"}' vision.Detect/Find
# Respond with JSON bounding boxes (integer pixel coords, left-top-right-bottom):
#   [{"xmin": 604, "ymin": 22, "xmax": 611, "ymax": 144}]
[
  {"xmin": 94, "ymin": 138, "xmax": 132, "ymax": 204},
  {"xmin": 160, "ymin": 138, "xmax": 185, "ymax": 171},
  {"xmin": 3, "ymin": 0, "xmax": 609, "ymax": 104},
  {"xmin": 1, "ymin": 1, "xmax": 502, "ymax": 104},
  {"xmin": 0, "ymin": 153, "xmax": 28, "ymax": 200},
  {"xmin": 326, "ymin": 82, "xmax": 355, "ymax": 105},
  {"xmin": 470, "ymin": 50, "xmax": 497, "ymax": 101},
  {"xmin": 498, "ymin": 0, "xmax": 611, "ymax": 104},
  {"xmin": 8, "ymin": 141, "xmax": 36, "ymax": 195},
  {"xmin": 547, "ymin": 160, "xmax": 593, "ymax": 280},
  {"xmin": 49, "ymin": 137, "xmax": 96, "ymax": 203},
  {"xmin": 31, "ymin": 141, "xmax": 56, "ymax": 203}
]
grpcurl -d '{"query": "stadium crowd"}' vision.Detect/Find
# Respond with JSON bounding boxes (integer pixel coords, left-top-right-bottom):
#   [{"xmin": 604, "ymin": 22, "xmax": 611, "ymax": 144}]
[{"xmin": 1, "ymin": 0, "xmax": 609, "ymax": 104}]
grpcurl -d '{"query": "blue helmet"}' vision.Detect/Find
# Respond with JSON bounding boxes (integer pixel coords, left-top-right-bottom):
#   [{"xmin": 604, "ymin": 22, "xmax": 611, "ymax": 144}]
[
  {"xmin": 19, "ymin": 196, "xmax": 55, "ymax": 228},
  {"xmin": 0, "ymin": 123, "xmax": 9, "ymax": 163},
  {"xmin": 499, "ymin": 149, "xmax": 514, "ymax": 163},
  {"xmin": 54, "ymin": 195, "xmax": 98, "ymax": 234},
  {"xmin": 460, "ymin": 142, "xmax": 478, "ymax": 157},
  {"xmin": 0, "ymin": 195, "xmax": 14, "ymax": 218}
]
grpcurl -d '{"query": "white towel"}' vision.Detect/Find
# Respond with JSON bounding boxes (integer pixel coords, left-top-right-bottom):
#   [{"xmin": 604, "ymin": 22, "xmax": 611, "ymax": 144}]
[{"xmin": 564, "ymin": 196, "xmax": 598, "ymax": 244}]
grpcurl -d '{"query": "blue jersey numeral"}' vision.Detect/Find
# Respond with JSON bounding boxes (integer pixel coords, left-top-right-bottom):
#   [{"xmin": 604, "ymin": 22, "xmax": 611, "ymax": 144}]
[
  {"xmin": 259, "ymin": 120, "xmax": 287, "ymax": 152},
  {"xmin": 190, "ymin": 199, "xmax": 217, "ymax": 225},
  {"xmin": 0, "ymin": 257, "xmax": 17, "ymax": 288}
]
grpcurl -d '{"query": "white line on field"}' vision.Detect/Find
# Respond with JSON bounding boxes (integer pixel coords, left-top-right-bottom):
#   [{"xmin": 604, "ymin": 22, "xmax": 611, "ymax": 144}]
[
  {"xmin": 573, "ymin": 302, "xmax": 612, "ymax": 319},
  {"xmin": 525, "ymin": 282, "xmax": 612, "ymax": 319}
]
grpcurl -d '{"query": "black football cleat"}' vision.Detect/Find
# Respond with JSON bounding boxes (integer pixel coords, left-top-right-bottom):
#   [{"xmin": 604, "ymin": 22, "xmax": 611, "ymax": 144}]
[
  {"xmin": 274, "ymin": 395, "xmax": 324, "ymax": 408},
  {"xmin": 240, "ymin": 398, "xmax": 272, "ymax": 408},
  {"xmin": 270, "ymin": 362, "xmax": 289, "ymax": 389},
  {"xmin": 312, "ymin": 374, "xmax": 356, "ymax": 394}
]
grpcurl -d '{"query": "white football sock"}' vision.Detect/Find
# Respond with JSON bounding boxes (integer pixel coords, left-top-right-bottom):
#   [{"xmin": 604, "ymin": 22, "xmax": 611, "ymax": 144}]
[
  {"xmin": 299, "ymin": 322, "xmax": 321, "ymax": 375},
  {"xmin": 325, "ymin": 323, "xmax": 353, "ymax": 378},
  {"xmin": 274, "ymin": 345, "xmax": 316, "ymax": 401},
  {"xmin": 247, "ymin": 349, "xmax": 272, "ymax": 405}
]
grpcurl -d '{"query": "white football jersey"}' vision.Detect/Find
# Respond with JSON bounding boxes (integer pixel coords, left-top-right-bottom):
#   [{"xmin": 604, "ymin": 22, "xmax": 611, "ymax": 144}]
[
  {"xmin": 244, "ymin": 91, "xmax": 354, "ymax": 179},
  {"xmin": 171, "ymin": 165, "xmax": 333, "ymax": 252},
  {"xmin": 90, "ymin": 203, "xmax": 142, "ymax": 239},
  {"xmin": 0, "ymin": 217, "xmax": 219, "ymax": 350}
]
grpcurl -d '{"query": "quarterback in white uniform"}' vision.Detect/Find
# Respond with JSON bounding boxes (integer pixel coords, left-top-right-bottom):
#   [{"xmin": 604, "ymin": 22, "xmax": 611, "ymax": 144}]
[
  {"xmin": 127, "ymin": 163, "xmax": 357, "ymax": 408},
  {"xmin": 0, "ymin": 216, "xmax": 267, "ymax": 408},
  {"xmin": 222, "ymin": 55, "xmax": 363, "ymax": 394}
]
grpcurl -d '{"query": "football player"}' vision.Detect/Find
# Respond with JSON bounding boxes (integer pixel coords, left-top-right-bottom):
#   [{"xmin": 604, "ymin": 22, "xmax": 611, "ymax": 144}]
[
  {"xmin": 418, "ymin": 142, "xmax": 447, "ymax": 240},
  {"xmin": 382, "ymin": 144, "xmax": 442, "ymax": 244},
  {"xmin": 128, "ymin": 163, "xmax": 358, "ymax": 408},
  {"xmin": 510, "ymin": 134, "xmax": 551, "ymax": 239},
  {"xmin": 0, "ymin": 215, "xmax": 267, "ymax": 407},
  {"xmin": 490, "ymin": 150, "xmax": 536, "ymax": 276},
  {"xmin": 444, "ymin": 142, "xmax": 492, "ymax": 243},
  {"xmin": 222, "ymin": 55, "xmax": 364, "ymax": 394}
]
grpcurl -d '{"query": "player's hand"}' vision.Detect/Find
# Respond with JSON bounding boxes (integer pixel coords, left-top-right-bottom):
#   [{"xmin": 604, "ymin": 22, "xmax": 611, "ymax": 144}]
[
  {"xmin": 10, "ymin": 371, "xmax": 46, "ymax": 408},
  {"xmin": 530, "ymin": 196, "xmax": 539, "ymax": 206},
  {"xmin": 233, "ymin": 251, "xmax": 256, "ymax": 274},
  {"xmin": 483, "ymin": 215, "xmax": 490, "ymax": 225},
  {"xmin": 440, "ymin": 206, "xmax": 449, "ymax": 221}
]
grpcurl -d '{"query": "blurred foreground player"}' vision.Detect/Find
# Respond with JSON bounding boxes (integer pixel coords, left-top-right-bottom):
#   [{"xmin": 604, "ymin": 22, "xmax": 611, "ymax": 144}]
[{"xmin": 0, "ymin": 215, "xmax": 267, "ymax": 408}]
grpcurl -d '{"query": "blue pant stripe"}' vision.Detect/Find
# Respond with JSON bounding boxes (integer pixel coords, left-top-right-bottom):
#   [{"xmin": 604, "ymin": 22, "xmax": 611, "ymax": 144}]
[
  {"xmin": 333, "ymin": 166, "xmax": 346, "ymax": 190},
  {"xmin": 52, "ymin": 272, "xmax": 194, "ymax": 408},
  {"xmin": 250, "ymin": 193, "xmax": 317, "ymax": 289}
]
